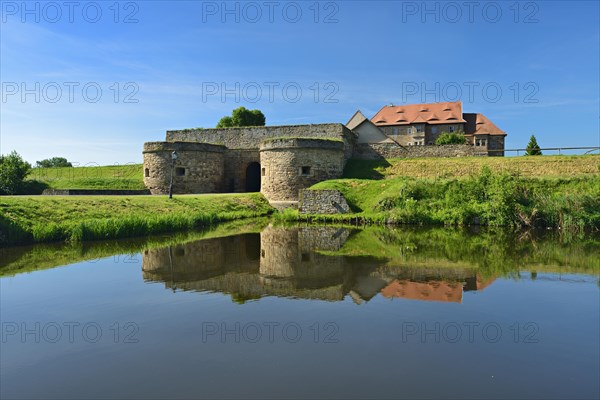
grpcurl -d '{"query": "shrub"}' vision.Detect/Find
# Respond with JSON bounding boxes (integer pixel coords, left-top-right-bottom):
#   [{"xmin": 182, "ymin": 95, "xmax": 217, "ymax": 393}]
[
  {"xmin": 0, "ymin": 151, "xmax": 31, "ymax": 195},
  {"xmin": 435, "ymin": 132, "xmax": 467, "ymax": 145}
]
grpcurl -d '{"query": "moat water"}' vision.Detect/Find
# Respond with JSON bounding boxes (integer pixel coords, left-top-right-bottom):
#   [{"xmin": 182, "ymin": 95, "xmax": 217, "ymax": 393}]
[{"xmin": 1, "ymin": 222, "xmax": 599, "ymax": 399}]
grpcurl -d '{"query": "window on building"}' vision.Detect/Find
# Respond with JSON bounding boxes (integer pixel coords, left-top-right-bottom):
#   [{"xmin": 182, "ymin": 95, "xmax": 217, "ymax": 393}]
[
  {"xmin": 144, "ymin": 168, "xmax": 150, "ymax": 177},
  {"xmin": 431, "ymin": 126, "xmax": 438, "ymax": 134},
  {"xmin": 406, "ymin": 126, "xmax": 413, "ymax": 134},
  {"xmin": 261, "ymin": 168, "xmax": 266, "ymax": 177},
  {"xmin": 300, "ymin": 166, "xmax": 311, "ymax": 176},
  {"xmin": 175, "ymin": 167, "xmax": 186, "ymax": 176},
  {"xmin": 416, "ymin": 125, "xmax": 423, "ymax": 133},
  {"xmin": 428, "ymin": 142, "xmax": 433, "ymax": 145},
  {"xmin": 449, "ymin": 126, "xmax": 455, "ymax": 133},
  {"xmin": 392, "ymin": 127, "xmax": 399, "ymax": 135}
]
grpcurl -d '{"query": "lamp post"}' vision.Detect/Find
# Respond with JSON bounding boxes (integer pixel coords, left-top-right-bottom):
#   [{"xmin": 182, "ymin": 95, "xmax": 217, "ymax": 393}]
[{"xmin": 168, "ymin": 150, "xmax": 178, "ymax": 199}]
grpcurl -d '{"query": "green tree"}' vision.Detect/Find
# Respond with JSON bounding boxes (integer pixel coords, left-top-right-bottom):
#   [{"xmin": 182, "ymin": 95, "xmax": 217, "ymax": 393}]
[
  {"xmin": 216, "ymin": 107, "xmax": 266, "ymax": 128},
  {"xmin": 36, "ymin": 157, "xmax": 73, "ymax": 168},
  {"xmin": 435, "ymin": 132, "xmax": 467, "ymax": 145},
  {"xmin": 525, "ymin": 135, "xmax": 542, "ymax": 156},
  {"xmin": 0, "ymin": 151, "xmax": 32, "ymax": 195}
]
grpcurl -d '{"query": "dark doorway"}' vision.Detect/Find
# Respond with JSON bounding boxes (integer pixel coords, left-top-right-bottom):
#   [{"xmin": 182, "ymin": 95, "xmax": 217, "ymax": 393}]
[{"xmin": 245, "ymin": 162, "xmax": 261, "ymax": 192}]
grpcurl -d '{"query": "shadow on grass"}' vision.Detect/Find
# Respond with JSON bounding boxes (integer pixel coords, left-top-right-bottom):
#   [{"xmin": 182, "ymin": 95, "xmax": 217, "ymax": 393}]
[{"xmin": 343, "ymin": 158, "xmax": 391, "ymax": 180}]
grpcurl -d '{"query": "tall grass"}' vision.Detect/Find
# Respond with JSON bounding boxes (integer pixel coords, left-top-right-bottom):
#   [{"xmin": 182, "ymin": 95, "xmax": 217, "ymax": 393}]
[{"xmin": 309, "ymin": 167, "xmax": 600, "ymax": 230}]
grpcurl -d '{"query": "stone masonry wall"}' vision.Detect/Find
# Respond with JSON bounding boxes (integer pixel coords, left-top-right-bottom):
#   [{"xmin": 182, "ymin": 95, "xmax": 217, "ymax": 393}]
[
  {"xmin": 259, "ymin": 139, "xmax": 345, "ymax": 201},
  {"xmin": 353, "ymin": 143, "xmax": 477, "ymax": 160},
  {"xmin": 166, "ymin": 123, "xmax": 356, "ymax": 160},
  {"xmin": 299, "ymin": 189, "xmax": 351, "ymax": 214},
  {"xmin": 143, "ymin": 142, "xmax": 225, "ymax": 194},
  {"xmin": 223, "ymin": 149, "xmax": 261, "ymax": 192}
]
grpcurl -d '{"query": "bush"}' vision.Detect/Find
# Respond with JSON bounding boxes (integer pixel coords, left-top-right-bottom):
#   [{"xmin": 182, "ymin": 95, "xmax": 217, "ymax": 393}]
[
  {"xmin": 35, "ymin": 157, "xmax": 73, "ymax": 168},
  {"xmin": 0, "ymin": 151, "xmax": 31, "ymax": 195},
  {"xmin": 435, "ymin": 132, "xmax": 467, "ymax": 145}
]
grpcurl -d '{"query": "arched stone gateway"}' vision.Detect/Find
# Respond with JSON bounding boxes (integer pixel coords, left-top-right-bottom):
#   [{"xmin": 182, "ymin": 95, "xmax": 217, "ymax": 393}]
[{"xmin": 245, "ymin": 162, "xmax": 261, "ymax": 192}]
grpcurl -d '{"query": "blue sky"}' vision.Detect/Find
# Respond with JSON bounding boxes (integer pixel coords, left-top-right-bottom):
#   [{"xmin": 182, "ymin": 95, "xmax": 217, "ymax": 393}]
[{"xmin": 1, "ymin": 0, "xmax": 599, "ymax": 164}]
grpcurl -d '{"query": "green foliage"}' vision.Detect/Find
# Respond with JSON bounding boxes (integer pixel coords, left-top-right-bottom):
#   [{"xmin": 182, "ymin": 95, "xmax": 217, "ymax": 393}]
[
  {"xmin": 435, "ymin": 132, "xmax": 467, "ymax": 145},
  {"xmin": 525, "ymin": 134, "xmax": 542, "ymax": 156},
  {"xmin": 28, "ymin": 164, "xmax": 145, "ymax": 190},
  {"xmin": 311, "ymin": 169, "xmax": 600, "ymax": 230},
  {"xmin": 0, "ymin": 151, "xmax": 32, "ymax": 195},
  {"xmin": 216, "ymin": 106, "xmax": 266, "ymax": 128},
  {"xmin": 35, "ymin": 157, "xmax": 73, "ymax": 168},
  {"xmin": 0, "ymin": 193, "xmax": 274, "ymax": 245}
]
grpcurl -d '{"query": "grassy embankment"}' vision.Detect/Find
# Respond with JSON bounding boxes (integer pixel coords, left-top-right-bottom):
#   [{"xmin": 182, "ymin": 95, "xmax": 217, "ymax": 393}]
[
  {"xmin": 294, "ymin": 155, "xmax": 600, "ymax": 230},
  {"xmin": 26, "ymin": 164, "xmax": 145, "ymax": 191},
  {"xmin": 0, "ymin": 193, "xmax": 273, "ymax": 245}
]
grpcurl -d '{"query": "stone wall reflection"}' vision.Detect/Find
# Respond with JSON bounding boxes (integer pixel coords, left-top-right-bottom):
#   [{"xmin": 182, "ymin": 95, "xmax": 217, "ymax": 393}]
[{"xmin": 142, "ymin": 225, "xmax": 495, "ymax": 303}]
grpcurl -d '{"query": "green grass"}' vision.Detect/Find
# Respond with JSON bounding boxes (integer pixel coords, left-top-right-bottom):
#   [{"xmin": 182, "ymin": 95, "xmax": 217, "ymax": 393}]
[
  {"xmin": 343, "ymin": 154, "xmax": 599, "ymax": 180},
  {"xmin": 0, "ymin": 193, "xmax": 273, "ymax": 245},
  {"xmin": 26, "ymin": 164, "xmax": 145, "ymax": 191},
  {"xmin": 308, "ymin": 167, "xmax": 600, "ymax": 230}
]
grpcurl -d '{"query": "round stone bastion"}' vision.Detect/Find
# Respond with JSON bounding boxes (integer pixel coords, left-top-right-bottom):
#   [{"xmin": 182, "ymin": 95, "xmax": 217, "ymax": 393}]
[
  {"xmin": 143, "ymin": 142, "xmax": 226, "ymax": 195},
  {"xmin": 259, "ymin": 138, "xmax": 345, "ymax": 202}
]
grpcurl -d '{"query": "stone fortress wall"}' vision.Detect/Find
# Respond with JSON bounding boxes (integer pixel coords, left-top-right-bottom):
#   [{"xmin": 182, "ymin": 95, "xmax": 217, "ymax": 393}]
[
  {"xmin": 259, "ymin": 138, "xmax": 345, "ymax": 202},
  {"xmin": 143, "ymin": 142, "xmax": 226, "ymax": 195},
  {"xmin": 143, "ymin": 121, "xmax": 492, "ymax": 202},
  {"xmin": 144, "ymin": 123, "xmax": 355, "ymax": 201}
]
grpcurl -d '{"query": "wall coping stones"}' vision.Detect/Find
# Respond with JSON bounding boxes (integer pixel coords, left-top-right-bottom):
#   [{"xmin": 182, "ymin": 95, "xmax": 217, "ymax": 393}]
[
  {"xmin": 259, "ymin": 138, "xmax": 345, "ymax": 151},
  {"xmin": 143, "ymin": 141, "xmax": 226, "ymax": 153}
]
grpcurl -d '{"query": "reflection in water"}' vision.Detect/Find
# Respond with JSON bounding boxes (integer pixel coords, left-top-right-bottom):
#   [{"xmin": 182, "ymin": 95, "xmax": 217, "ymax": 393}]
[{"xmin": 142, "ymin": 225, "xmax": 495, "ymax": 303}]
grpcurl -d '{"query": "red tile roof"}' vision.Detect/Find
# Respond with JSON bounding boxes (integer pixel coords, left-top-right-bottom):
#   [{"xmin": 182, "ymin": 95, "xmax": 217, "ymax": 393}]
[
  {"xmin": 463, "ymin": 113, "xmax": 506, "ymax": 136},
  {"xmin": 371, "ymin": 101, "xmax": 466, "ymax": 126}
]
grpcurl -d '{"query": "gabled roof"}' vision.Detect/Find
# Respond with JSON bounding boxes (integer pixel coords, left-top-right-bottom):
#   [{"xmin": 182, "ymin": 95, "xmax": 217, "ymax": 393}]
[
  {"xmin": 346, "ymin": 109, "xmax": 394, "ymax": 144},
  {"xmin": 371, "ymin": 101, "xmax": 466, "ymax": 126},
  {"xmin": 463, "ymin": 113, "xmax": 506, "ymax": 136},
  {"xmin": 346, "ymin": 110, "xmax": 368, "ymax": 130}
]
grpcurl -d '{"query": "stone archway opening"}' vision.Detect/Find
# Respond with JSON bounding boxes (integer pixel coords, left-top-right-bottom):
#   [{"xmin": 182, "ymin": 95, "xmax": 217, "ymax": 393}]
[{"xmin": 245, "ymin": 162, "xmax": 261, "ymax": 192}]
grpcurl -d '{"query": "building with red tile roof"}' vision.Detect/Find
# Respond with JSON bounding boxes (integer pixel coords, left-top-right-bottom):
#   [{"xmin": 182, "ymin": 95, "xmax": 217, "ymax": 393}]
[{"xmin": 369, "ymin": 101, "xmax": 506, "ymax": 156}]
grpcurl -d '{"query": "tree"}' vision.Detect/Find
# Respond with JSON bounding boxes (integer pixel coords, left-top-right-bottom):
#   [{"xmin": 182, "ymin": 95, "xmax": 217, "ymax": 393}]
[
  {"xmin": 0, "ymin": 151, "xmax": 32, "ymax": 195},
  {"xmin": 435, "ymin": 132, "xmax": 467, "ymax": 145},
  {"xmin": 216, "ymin": 107, "xmax": 266, "ymax": 128},
  {"xmin": 36, "ymin": 157, "xmax": 73, "ymax": 168},
  {"xmin": 525, "ymin": 135, "xmax": 542, "ymax": 156}
]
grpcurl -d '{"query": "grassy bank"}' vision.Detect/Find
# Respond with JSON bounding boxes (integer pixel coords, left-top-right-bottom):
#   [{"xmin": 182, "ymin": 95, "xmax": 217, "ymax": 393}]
[
  {"xmin": 26, "ymin": 164, "xmax": 144, "ymax": 192},
  {"xmin": 343, "ymin": 155, "xmax": 599, "ymax": 180},
  {"xmin": 0, "ymin": 193, "xmax": 273, "ymax": 245},
  {"xmin": 305, "ymin": 165, "xmax": 600, "ymax": 230}
]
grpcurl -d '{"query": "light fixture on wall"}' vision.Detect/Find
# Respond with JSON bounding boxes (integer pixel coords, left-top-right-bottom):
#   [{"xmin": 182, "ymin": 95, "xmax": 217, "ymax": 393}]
[{"xmin": 169, "ymin": 151, "xmax": 178, "ymax": 199}]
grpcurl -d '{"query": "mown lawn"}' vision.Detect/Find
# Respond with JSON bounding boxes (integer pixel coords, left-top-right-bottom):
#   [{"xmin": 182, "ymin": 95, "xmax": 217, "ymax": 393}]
[{"xmin": 26, "ymin": 164, "xmax": 145, "ymax": 190}]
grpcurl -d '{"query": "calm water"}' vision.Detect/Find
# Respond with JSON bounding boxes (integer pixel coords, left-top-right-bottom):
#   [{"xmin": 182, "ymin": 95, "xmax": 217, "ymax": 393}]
[{"xmin": 1, "ymin": 223, "xmax": 599, "ymax": 399}]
